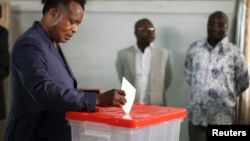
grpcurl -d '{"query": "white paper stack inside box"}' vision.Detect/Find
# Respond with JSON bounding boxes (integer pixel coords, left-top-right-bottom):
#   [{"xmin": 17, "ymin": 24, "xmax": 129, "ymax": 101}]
[{"xmin": 66, "ymin": 103, "xmax": 186, "ymax": 141}]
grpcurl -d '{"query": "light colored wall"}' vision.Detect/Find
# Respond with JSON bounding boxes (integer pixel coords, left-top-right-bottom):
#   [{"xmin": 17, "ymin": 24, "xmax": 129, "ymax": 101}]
[{"xmin": 9, "ymin": 1, "xmax": 236, "ymax": 141}]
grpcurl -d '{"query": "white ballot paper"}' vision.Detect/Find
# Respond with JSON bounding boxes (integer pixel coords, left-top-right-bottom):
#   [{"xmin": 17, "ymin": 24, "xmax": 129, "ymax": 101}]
[{"xmin": 121, "ymin": 77, "xmax": 136, "ymax": 114}]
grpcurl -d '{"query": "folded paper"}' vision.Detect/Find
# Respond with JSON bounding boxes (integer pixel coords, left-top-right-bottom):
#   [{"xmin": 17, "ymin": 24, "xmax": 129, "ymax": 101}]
[{"xmin": 121, "ymin": 77, "xmax": 136, "ymax": 114}]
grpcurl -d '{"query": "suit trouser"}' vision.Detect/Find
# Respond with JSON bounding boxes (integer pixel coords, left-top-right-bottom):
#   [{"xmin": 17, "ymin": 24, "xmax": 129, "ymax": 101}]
[{"xmin": 188, "ymin": 121, "xmax": 207, "ymax": 141}]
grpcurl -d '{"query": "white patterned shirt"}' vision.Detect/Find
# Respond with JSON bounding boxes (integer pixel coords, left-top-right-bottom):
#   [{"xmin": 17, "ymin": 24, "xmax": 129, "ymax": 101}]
[{"xmin": 184, "ymin": 37, "xmax": 249, "ymax": 126}]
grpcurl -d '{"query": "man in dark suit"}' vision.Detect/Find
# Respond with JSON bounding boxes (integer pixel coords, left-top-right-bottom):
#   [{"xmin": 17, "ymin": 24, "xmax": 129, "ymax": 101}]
[
  {"xmin": 4, "ymin": 0, "xmax": 126, "ymax": 141},
  {"xmin": 0, "ymin": 25, "xmax": 10, "ymax": 140}
]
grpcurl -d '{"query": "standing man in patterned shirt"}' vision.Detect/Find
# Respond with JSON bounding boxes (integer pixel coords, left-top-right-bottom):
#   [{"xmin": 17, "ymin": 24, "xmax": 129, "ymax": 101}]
[{"xmin": 184, "ymin": 11, "xmax": 249, "ymax": 141}]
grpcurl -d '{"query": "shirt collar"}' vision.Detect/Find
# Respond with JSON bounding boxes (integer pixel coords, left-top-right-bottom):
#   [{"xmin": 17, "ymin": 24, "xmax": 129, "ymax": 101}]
[
  {"xmin": 134, "ymin": 42, "xmax": 154, "ymax": 52},
  {"xmin": 205, "ymin": 36, "xmax": 229, "ymax": 54},
  {"xmin": 205, "ymin": 36, "xmax": 229, "ymax": 48}
]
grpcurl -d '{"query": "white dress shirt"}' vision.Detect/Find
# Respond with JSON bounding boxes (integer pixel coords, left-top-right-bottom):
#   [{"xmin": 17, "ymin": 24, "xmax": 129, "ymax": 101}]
[{"xmin": 134, "ymin": 43, "xmax": 153, "ymax": 104}]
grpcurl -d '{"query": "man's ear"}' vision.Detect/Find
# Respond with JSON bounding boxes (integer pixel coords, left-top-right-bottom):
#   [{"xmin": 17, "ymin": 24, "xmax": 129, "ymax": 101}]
[
  {"xmin": 48, "ymin": 8, "xmax": 58, "ymax": 17},
  {"xmin": 134, "ymin": 30, "xmax": 139, "ymax": 37},
  {"xmin": 225, "ymin": 24, "xmax": 228, "ymax": 29}
]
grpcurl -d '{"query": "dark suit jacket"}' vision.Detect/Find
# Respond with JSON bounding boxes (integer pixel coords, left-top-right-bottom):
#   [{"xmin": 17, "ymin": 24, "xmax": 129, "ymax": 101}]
[
  {"xmin": 4, "ymin": 21, "xmax": 97, "ymax": 141},
  {"xmin": 0, "ymin": 26, "xmax": 10, "ymax": 120}
]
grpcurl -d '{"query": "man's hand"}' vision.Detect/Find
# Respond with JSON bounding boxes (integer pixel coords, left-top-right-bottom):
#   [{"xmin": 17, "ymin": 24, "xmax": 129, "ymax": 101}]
[{"xmin": 96, "ymin": 89, "xmax": 126, "ymax": 107}]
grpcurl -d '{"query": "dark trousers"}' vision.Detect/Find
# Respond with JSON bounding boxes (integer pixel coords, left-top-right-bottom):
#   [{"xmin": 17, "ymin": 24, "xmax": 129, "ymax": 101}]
[{"xmin": 188, "ymin": 121, "xmax": 207, "ymax": 141}]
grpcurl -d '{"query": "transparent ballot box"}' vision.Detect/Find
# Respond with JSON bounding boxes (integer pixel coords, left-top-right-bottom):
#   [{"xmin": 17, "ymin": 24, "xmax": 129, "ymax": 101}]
[{"xmin": 66, "ymin": 104, "xmax": 186, "ymax": 141}]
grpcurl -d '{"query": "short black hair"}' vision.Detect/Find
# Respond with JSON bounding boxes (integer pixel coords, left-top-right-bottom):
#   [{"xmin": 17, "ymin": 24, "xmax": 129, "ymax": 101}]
[
  {"xmin": 42, "ymin": 0, "xmax": 86, "ymax": 15},
  {"xmin": 135, "ymin": 18, "xmax": 152, "ymax": 30},
  {"xmin": 208, "ymin": 11, "xmax": 228, "ymax": 23}
]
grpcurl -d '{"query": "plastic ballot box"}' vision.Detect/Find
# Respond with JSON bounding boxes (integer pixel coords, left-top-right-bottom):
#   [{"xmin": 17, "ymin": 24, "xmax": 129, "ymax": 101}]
[{"xmin": 66, "ymin": 104, "xmax": 186, "ymax": 141}]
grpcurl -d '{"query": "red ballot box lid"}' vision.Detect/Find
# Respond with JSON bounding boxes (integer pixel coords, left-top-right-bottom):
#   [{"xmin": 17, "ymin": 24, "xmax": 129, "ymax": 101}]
[{"xmin": 66, "ymin": 103, "xmax": 187, "ymax": 128}]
